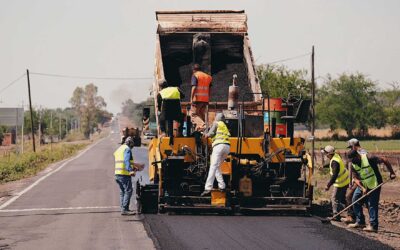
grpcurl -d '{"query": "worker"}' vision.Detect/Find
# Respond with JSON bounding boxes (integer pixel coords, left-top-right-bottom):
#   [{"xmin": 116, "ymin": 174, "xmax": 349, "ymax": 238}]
[
  {"xmin": 347, "ymin": 149, "xmax": 396, "ymax": 232},
  {"xmin": 157, "ymin": 80, "xmax": 184, "ymax": 136},
  {"xmin": 190, "ymin": 63, "xmax": 212, "ymax": 132},
  {"xmin": 341, "ymin": 138, "xmax": 367, "ymax": 223},
  {"xmin": 114, "ymin": 136, "xmax": 144, "ymax": 215},
  {"xmin": 322, "ymin": 145, "xmax": 350, "ymax": 220},
  {"xmin": 201, "ymin": 113, "xmax": 230, "ymax": 196}
]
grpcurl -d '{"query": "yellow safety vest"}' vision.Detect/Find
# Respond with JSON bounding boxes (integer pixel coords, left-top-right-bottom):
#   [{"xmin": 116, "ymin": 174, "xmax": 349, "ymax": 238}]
[
  {"xmin": 352, "ymin": 154, "xmax": 378, "ymax": 189},
  {"xmin": 114, "ymin": 144, "xmax": 133, "ymax": 175},
  {"xmin": 212, "ymin": 121, "xmax": 230, "ymax": 147},
  {"xmin": 159, "ymin": 87, "xmax": 180, "ymax": 100},
  {"xmin": 330, "ymin": 153, "xmax": 350, "ymax": 188}
]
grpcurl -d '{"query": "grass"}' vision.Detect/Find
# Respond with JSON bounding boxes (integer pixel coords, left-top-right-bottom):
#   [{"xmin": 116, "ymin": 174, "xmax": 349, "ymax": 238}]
[
  {"xmin": 0, "ymin": 142, "xmax": 88, "ymax": 184},
  {"xmin": 306, "ymin": 140, "xmax": 400, "ymax": 152}
]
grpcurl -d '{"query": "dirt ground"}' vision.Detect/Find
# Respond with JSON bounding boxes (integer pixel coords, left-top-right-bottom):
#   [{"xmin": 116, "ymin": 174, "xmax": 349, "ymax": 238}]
[{"xmin": 313, "ymin": 154, "xmax": 400, "ymax": 249}]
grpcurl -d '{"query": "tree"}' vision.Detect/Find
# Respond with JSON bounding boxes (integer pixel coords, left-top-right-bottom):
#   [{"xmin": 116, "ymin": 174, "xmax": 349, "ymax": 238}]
[
  {"xmin": 257, "ymin": 64, "xmax": 311, "ymax": 99},
  {"xmin": 316, "ymin": 73, "xmax": 385, "ymax": 137},
  {"xmin": 70, "ymin": 83, "xmax": 108, "ymax": 138},
  {"xmin": 380, "ymin": 82, "xmax": 400, "ymax": 137}
]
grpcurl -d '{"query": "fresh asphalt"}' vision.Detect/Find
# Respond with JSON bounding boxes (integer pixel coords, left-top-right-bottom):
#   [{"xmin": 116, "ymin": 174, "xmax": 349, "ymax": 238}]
[{"xmin": 0, "ymin": 130, "xmax": 392, "ymax": 250}]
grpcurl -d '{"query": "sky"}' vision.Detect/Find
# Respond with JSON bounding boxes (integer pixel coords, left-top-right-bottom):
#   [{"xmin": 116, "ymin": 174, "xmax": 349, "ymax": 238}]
[{"xmin": 0, "ymin": 0, "xmax": 399, "ymax": 113}]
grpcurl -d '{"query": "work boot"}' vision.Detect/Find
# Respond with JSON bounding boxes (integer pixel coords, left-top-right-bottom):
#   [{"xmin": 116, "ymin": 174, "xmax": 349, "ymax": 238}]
[
  {"xmin": 347, "ymin": 222, "xmax": 366, "ymax": 229},
  {"xmin": 363, "ymin": 225, "xmax": 378, "ymax": 233},
  {"xmin": 340, "ymin": 216, "xmax": 355, "ymax": 224},
  {"xmin": 121, "ymin": 210, "xmax": 136, "ymax": 216},
  {"xmin": 201, "ymin": 190, "xmax": 211, "ymax": 197}
]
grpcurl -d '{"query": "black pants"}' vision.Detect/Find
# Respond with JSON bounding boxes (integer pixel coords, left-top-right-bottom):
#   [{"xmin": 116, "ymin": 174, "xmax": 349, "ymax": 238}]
[{"xmin": 159, "ymin": 110, "xmax": 183, "ymax": 136}]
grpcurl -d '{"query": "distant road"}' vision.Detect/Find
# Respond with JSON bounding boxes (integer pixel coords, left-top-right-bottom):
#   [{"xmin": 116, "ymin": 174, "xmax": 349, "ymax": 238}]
[{"xmin": 0, "ymin": 128, "xmax": 154, "ymax": 250}]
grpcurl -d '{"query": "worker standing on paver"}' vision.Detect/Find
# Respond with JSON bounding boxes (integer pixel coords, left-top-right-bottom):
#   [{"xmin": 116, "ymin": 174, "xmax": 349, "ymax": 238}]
[
  {"xmin": 347, "ymin": 149, "xmax": 396, "ymax": 232},
  {"xmin": 114, "ymin": 136, "xmax": 144, "ymax": 215},
  {"xmin": 157, "ymin": 80, "xmax": 184, "ymax": 136},
  {"xmin": 322, "ymin": 145, "xmax": 350, "ymax": 220},
  {"xmin": 190, "ymin": 64, "xmax": 212, "ymax": 132},
  {"xmin": 201, "ymin": 113, "xmax": 230, "ymax": 196}
]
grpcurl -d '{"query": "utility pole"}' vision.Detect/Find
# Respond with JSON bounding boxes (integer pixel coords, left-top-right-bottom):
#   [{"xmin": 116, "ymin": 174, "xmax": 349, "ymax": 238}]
[
  {"xmin": 38, "ymin": 107, "xmax": 42, "ymax": 147},
  {"xmin": 21, "ymin": 101, "xmax": 24, "ymax": 154},
  {"xmin": 311, "ymin": 46, "xmax": 315, "ymax": 176},
  {"xmin": 26, "ymin": 69, "xmax": 36, "ymax": 152},
  {"xmin": 59, "ymin": 113, "xmax": 61, "ymax": 140}
]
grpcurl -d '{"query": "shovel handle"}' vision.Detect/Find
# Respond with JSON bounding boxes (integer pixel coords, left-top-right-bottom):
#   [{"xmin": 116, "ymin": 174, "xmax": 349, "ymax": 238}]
[{"xmin": 330, "ymin": 181, "xmax": 386, "ymax": 220}]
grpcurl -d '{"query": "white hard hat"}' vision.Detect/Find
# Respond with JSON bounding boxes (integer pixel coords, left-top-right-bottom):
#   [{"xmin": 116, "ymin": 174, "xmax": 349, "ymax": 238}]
[{"xmin": 323, "ymin": 145, "xmax": 335, "ymax": 154}]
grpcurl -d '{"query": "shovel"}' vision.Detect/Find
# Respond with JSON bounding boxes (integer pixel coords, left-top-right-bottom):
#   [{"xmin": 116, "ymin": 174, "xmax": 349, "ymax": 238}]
[{"xmin": 321, "ymin": 181, "xmax": 386, "ymax": 224}]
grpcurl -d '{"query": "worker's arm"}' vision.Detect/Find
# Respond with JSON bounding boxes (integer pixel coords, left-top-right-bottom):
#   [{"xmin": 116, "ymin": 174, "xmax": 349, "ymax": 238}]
[
  {"xmin": 157, "ymin": 93, "xmax": 162, "ymax": 111},
  {"xmin": 178, "ymin": 87, "xmax": 185, "ymax": 99},
  {"xmin": 351, "ymin": 166, "xmax": 367, "ymax": 193},
  {"xmin": 326, "ymin": 161, "xmax": 339, "ymax": 190},
  {"xmin": 123, "ymin": 148, "xmax": 133, "ymax": 172},
  {"xmin": 191, "ymin": 75, "xmax": 197, "ymax": 102},
  {"xmin": 377, "ymin": 156, "xmax": 397, "ymax": 179},
  {"xmin": 205, "ymin": 122, "xmax": 218, "ymax": 138}
]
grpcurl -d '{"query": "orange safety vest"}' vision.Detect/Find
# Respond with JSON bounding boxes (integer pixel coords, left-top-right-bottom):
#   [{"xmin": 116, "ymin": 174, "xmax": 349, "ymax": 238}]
[{"xmin": 193, "ymin": 71, "xmax": 212, "ymax": 103}]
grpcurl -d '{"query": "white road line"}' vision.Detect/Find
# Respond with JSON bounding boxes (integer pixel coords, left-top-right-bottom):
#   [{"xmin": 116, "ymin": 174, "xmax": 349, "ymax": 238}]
[
  {"xmin": 0, "ymin": 206, "xmax": 120, "ymax": 213},
  {"xmin": 0, "ymin": 136, "xmax": 108, "ymax": 210}
]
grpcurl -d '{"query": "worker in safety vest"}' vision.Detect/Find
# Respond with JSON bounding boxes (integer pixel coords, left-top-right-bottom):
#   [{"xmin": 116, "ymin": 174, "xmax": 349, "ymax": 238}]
[
  {"xmin": 114, "ymin": 136, "xmax": 144, "ymax": 215},
  {"xmin": 342, "ymin": 138, "xmax": 367, "ymax": 223},
  {"xmin": 190, "ymin": 64, "xmax": 212, "ymax": 132},
  {"xmin": 157, "ymin": 80, "xmax": 184, "ymax": 136},
  {"xmin": 322, "ymin": 145, "xmax": 350, "ymax": 220},
  {"xmin": 201, "ymin": 113, "xmax": 230, "ymax": 196},
  {"xmin": 347, "ymin": 149, "xmax": 396, "ymax": 232}
]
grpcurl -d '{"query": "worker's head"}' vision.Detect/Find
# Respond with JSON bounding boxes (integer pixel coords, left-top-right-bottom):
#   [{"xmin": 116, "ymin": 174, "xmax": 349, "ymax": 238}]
[
  {"xmin": 347, "ymin": 138, "xmax": 361, "ymax": 150},
  {"xmin": 215, "ymin": 112, "xmax": 226, "ymax": 122},
  {"xmin": 347, "ymin": 149, "xmax": 361, "ymax": 165},
  {"xmin": 322, "ymin": 145, "xmax": 335, "ymax": 159},
  {"xmin": 192, "ymin": 63, "xmax": 201, "ymax": 73},
  {"xmin": 159, "ymin": 80, "xmax": 168, "ymax": 89},
  {"xmin": 125, "ymin": 136, "xmax": 135, "ymax": 149}
]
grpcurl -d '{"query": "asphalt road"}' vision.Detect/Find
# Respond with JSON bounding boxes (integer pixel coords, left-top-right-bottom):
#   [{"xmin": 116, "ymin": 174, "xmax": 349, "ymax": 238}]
[
  {"xmin": 0, "ymin": 130, "xmax": 154, "ymax": 250},
  {"xmin": 0, "ymin": 126, "xmax": 393, "ymax": 250}
]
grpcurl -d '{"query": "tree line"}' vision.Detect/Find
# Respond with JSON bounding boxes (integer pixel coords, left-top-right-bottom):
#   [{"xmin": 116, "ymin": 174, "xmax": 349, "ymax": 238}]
[
  {"xmin": 6, "ymin": 83, "xmax": 112, "ymax": 143},
  {"xmin": 257, "ymin": 64, "xmax": 400, "ymax": 138}
]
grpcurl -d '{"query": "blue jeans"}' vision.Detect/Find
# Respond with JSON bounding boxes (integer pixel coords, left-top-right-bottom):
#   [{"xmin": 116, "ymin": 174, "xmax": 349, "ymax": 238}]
[
  {"xmin": 352, "ymin": 186, "xmax": 380, "ymax": 229},
  {"xmin": 115, "ymin": 175, "xmax": 133, "ymax": 212}
]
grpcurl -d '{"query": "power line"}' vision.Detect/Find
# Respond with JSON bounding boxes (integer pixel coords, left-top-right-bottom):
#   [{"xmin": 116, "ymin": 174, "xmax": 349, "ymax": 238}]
[
  {"xmin": 265, "ymin": 52, "xmax": 311, "ymax": 65},
  {"xmin": 29, "ymin": 72, "xmax": 153, "ymax": 80},
  {"xmin": 0, "ymin": 73, "xmax": 26, "ymax": 94}
]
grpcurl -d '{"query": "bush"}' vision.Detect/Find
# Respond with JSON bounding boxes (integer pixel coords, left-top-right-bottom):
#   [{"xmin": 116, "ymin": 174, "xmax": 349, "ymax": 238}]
[{"xmin": 0, "ymin": 143, "xmax": 87, "ymax": 183}]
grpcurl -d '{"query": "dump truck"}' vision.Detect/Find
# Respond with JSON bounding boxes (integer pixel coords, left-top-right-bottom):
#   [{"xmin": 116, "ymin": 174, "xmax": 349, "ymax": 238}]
[{"xmin": 136, "ymin": 10, "xmax": 313, "ymax": 214}]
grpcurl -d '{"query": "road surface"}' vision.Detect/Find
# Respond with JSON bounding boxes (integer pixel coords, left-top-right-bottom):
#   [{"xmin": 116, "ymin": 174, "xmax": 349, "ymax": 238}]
[
  {"xmin": 0, "ymin": 127, "xmax": 392, "ymax": 250},
  {"xmin": 0, "ymin": 130, "xmax": 154, "ymax": 250}
]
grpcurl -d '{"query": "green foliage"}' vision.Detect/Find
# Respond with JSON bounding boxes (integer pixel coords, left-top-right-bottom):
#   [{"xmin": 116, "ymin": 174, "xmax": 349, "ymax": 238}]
[
  {"xmin": 0, "ymin": 143, "xmax": 87, "ymax": 183},
  {"xmin": 256, "ymin": 64, "xmax": 311, "ymax": 99},
  {"xmin": 69, "ymin": 83, "xmax": 109, "ymax": 138},
  {"xmin": 380, "ymin": 82, "xmax": 400, "ymax": 137},
  {"xmin": 316, "ymin": 73, "xmax": 385, "ymax": 137}
]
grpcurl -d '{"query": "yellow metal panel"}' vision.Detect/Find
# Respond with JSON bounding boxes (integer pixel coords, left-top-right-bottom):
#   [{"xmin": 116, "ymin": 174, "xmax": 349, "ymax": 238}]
[
  {"xmin": 220, "ymin": 161, "xmax": 231, "ymax": 175},
  {"xmin": 269, "ymin": 138, "xmax": 304, "ymax": 163},
  {"xmin": 227, "ymin": 138, "xmax": 264, "ymax": 156},
  {"xmin": 211, "ymin": 190, "xmax": 226, "ymax": 207},
  {"xmin": 159, "ymin": 137, "xmax": 196, "ymax": 162}
]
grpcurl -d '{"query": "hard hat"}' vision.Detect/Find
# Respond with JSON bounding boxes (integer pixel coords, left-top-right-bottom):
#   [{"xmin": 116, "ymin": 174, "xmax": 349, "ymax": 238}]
[
  {"xmin": 323, "ymin": 145, "xmax": 335, "ymax": 155},
  {"xmin": 347, "ymin": 138, "xmax": 360, "ymax": 148},
  {"xmin": 125, "ymin": 136, "xmax": 135, "ymax": 148}
]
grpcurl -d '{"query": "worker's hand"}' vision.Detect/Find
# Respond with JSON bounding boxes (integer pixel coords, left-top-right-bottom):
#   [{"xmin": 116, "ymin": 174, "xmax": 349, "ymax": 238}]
[
  {"xmin": 390, "ymin": 173, "xmax": 396, "ymax": 180},
  {"xmin": 362, "ymin": 187, "xmax": 367, "ymax": 194},
  {"xmin": 134, "ymin": 163, "xmax": 145, "ymax": 171},
  {"xmin": 129, "ymin": 171, "xmax": 136, "ymax": 176},
  {"xmin": 325, "ymin": 186, "xmax": 330, "ymax": 191}
]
